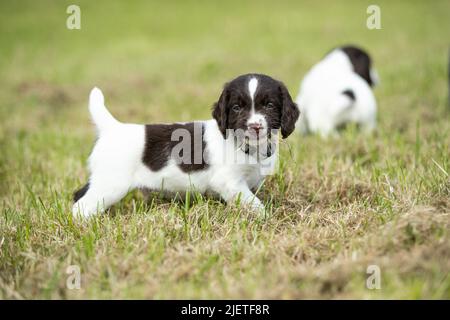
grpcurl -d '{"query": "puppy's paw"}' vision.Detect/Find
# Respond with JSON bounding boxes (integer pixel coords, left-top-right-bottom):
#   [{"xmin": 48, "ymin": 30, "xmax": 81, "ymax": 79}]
[
  {"xmin": 254, "ymin": 204, "xmax": 272, "ymax": 220},
  {"xmin": 250, "ymin": 199, "xmax": 264, "ymax": 211},
  {"xmin": 72, "ymin": 202, "xmax": 95, "ymax": 219},
  {"xmin": 246, "ymin": 198, "xmax": 271, "ymax": 220}
]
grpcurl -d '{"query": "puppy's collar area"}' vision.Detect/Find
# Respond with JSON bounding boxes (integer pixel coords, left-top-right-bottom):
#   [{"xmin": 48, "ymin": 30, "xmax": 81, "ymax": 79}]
[
  {"xmin": 242, "ymin": 143, "xmax": 273, "ymax": 158},
  {"xmin": 237, "ymin": 132, "xmax": 276, "ymax": 159}
]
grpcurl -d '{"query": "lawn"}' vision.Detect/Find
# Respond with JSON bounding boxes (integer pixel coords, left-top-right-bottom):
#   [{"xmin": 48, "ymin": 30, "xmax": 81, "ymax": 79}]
[{"xmin": 0, "ymin": 0, "xmax": 449, "ymax": 299}]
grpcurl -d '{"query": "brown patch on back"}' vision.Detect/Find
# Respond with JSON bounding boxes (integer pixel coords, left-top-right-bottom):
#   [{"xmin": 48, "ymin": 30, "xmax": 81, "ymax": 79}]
[{"xmin": 142, "ymin": 122, "xmax": 208, "ymax": 173}]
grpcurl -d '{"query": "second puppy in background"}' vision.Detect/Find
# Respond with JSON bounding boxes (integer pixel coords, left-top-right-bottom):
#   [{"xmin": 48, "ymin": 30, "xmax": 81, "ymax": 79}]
[{"xmin": 296, "ymin": 45, "xmax": 378, "ymax": 137}]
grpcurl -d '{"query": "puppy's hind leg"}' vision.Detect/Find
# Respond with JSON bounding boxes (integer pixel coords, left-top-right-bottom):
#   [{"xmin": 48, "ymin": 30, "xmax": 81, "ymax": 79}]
[
  {"xmin": 72, "ymin": 139, "xmax": 139, "ymax": 218},
  {"xmin": 72, "ymin": 176, "xmax": 132, "ymax": 219},
  {"xmin": 72, "ymin": 87, "xmax": 144, "ymax": 219},
  {"xmin": 73, "ymin": 182, "xmax": 90, "ymax": 203}
]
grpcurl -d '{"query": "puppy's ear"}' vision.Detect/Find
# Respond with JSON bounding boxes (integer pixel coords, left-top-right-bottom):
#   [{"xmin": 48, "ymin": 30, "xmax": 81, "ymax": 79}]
[
  {"xmin": 212, "ymin": 84, "xmax": 229, "ymax": 138},
  {"xmin": 279, "ymin": 82, "xmax": 300, "ymax": 139}
]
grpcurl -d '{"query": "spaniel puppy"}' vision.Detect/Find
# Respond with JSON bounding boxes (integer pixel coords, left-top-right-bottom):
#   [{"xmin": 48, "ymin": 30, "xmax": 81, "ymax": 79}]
[
  {"xmin": 296, "ymin": 45, "xmax": 378, "ymax": 137},
  {"xmin": 73, "ymin": 74, "xmax": 299, "ymax": 218}
]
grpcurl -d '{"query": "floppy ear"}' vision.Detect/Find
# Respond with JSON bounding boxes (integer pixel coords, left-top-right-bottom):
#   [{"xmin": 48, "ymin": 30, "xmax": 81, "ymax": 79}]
[
  {"xmin": 279, "ymin": 82, "xmax": 300, "ymax": 139},
  {"xmin": 212, "ymin": 84, "xmax": 229, "ymax": 138}
]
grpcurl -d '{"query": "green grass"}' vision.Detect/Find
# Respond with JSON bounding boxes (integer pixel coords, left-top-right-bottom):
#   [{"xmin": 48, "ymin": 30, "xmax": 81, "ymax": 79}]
[{"xmin": 0, "ymin": 0, "xmax": 449, "ymax": 299}]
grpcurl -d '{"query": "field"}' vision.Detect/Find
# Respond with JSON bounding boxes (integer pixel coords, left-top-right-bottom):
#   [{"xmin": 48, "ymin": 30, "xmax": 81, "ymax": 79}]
[{"xmin": 0, "ymin": 0, "xmax": 449, "ymax": 299}]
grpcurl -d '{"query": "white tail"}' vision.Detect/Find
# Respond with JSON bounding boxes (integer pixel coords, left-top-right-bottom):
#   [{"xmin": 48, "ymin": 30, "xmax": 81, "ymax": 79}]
[{"xmin": 88, "ymin": 87, "xmax": 119, "ymax": 132}]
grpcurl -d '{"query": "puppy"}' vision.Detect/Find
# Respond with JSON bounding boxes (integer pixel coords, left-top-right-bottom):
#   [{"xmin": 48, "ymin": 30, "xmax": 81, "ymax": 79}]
[
  {"xmin": 295, "ymin": 45, "xmax": 378, "ymax": 137},
  {"xmin": 72, "ymin": 74, "xmax": 299, "ymax": 218}
]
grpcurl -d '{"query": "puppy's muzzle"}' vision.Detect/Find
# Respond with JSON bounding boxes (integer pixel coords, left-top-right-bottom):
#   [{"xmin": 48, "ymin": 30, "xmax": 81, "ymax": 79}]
[{"xmin": 247, "ymin": 123, "xmax": 263, "ymax": 137}]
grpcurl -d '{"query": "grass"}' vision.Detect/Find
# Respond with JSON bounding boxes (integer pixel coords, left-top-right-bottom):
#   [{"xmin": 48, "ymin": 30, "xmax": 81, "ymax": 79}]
[{"xmin": 0, "ymin": 0, "xmax": 449, "ymax": 299}]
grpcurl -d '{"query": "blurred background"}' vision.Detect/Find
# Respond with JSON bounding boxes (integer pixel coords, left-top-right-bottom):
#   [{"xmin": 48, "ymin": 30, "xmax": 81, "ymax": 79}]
[{"xmin": 1, "ymin": 0, "xmax": 448, "ymax": 126}]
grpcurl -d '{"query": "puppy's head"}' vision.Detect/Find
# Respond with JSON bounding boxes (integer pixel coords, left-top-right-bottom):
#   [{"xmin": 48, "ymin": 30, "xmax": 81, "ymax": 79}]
[
  {"xmin": 212, "ymin": 74, "xmax": 300, "ymax": 141},
  {"xmin": 341, "ymin": 45, "xmax": 378, "ymax": 87}
]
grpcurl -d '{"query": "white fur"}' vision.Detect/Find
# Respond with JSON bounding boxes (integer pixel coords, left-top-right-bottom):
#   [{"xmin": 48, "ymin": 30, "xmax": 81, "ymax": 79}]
[
  {"xmin": 73, "ymin": 88, "xmax": 275, "ymax": 218},
  {"xmin": 295, "ymin": 49, "xmax": 377, "ymax": 137},
  {"xmin": 246, "ymin": 77, "xmax": 268, "ymax": 136},
  {"xmin": 248, "ymin": 77, "xmax": 258, "ymax": 102}
]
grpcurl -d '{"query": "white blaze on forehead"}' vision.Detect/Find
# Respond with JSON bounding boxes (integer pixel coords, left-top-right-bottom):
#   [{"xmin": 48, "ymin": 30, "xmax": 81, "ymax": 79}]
[
  {"xmin": 246, "ymin": 77, "xmax": 266, "ymax": 127},
  {"xmin": 248, "ymin": 77, "xmax": 258, "ymax": 102}
]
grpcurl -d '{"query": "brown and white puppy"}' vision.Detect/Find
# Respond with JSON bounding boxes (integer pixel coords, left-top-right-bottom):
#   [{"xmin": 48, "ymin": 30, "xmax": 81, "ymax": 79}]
[{"xmin": 73, "ymin": 74, "xmax": 299, "ymax": 218}]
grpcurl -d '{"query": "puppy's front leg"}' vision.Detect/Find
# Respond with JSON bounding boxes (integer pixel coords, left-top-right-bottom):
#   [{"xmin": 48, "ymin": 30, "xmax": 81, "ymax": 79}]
[{"xmin": 215, "ymin": 180, "xmax": 264, "ymax": 212}]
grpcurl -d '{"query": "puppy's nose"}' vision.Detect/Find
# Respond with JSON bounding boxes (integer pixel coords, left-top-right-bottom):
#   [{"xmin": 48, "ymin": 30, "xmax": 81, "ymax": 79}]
[{"xmin": 248, "ymin": 123, "xmax": 262, "ymax": 135}]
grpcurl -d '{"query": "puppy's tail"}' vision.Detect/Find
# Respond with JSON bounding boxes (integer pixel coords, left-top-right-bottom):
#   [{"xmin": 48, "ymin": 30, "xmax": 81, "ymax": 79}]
[{"xmin": 88, "ymin": 87, "xmax": 119, "ymax": 132}]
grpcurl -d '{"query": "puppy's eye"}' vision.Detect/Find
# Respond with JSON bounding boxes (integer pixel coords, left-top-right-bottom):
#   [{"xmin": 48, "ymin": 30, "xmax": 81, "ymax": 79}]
[
  {"xmin": 232, "ymin": 104, "xmax": 241, "ymax": 112},
  {"xmin": 265, "ymin": 102, "xmax": 274, "ymax": 109}
]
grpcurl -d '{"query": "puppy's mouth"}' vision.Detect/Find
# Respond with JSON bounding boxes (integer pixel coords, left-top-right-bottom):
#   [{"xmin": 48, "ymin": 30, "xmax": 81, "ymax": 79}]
[{"xmin": 246, "ymin": 126, "xmax": 267, "ymax": 141}]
